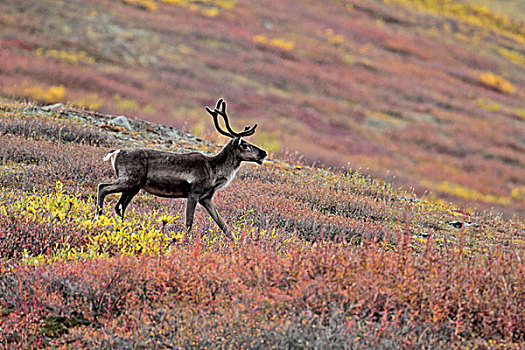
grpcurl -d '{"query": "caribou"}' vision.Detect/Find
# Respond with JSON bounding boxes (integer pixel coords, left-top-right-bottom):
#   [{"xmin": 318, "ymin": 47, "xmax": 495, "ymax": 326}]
[{"xmin": 95, "ymin": 99, "xmax": 267, "ymax": 239}]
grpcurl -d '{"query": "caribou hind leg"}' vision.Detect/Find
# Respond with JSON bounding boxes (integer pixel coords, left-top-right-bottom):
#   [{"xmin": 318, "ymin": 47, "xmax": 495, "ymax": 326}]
[
  {"xmin": 95, "ymin": 178, "xmax": 141, "ymax": 218},
  {"xmin": 114, "ymin": 187, "xmax": 141, "ymax": 219}
]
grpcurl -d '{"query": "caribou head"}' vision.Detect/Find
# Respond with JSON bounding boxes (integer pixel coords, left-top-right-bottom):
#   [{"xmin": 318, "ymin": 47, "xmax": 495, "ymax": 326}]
[{"xmin": 206, "ymin": 98, "xmax": 266, "ymax": 165}]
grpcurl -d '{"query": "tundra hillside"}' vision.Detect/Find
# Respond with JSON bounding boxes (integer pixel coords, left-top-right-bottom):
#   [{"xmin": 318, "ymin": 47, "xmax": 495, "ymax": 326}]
[
  {"xmin": 0, "ymin": 99, "xmax": 524, "ymax": 348},
  {"xmin": 1, "ymin": 0, "xmax": 524, "ymax": 215}
]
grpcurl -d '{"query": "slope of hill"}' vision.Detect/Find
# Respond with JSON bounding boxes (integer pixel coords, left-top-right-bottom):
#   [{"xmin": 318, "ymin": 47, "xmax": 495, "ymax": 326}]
[
  {"xmin": 465, "ymin": 0, "xmax": 525, "ymax": 18},
  {"xmin": 0, "ymin": 99, "xmax": 523, "ymax": 348},
  {"xmin": 0, "ymin": 0, "xmax": 524, "ymax": 216}
]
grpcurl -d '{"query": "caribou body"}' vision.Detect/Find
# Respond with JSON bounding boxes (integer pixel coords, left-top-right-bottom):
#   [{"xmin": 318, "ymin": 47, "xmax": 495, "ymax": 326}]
[{"xmin": 95, "ymin": 99, "xmax": 267, "ymax": 239}]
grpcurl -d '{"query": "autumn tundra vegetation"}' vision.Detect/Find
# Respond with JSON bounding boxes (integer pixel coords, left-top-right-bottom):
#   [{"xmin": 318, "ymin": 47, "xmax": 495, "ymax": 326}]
[
  {"xmin": 0, "ymin": 98, "xmax": 523, "ymax": 348},
  {"xmin": 0, "ymin": 0, "xmax": 525, "ymax": 348},
  {"xmin": 1, "ymin": 0, "xmax": 524, "ymax": 215}
]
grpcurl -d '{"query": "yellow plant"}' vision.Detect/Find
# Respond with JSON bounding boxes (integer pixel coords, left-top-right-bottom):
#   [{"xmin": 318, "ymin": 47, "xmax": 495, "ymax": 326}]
[
  {"xmin": 497, "ymin": 47, "xmax": 525, "ymax": 67},
  {"xmin": 269, "ymin": 38, "xmax": 294, "ymax": 51},
  {"xmin": 2, "ymin": 182, "xmax": 188, "ymax": 260},
  {"xmin": 454, "ymin": 33, "xmax": 471, "ymax": 42},
  {"xmin": 35, "ymin": 48, "xmax": 95, "ymax": 65},
  {"xmin": 325, "ymin": 29, "xmax": 345, "ymax": 46},
  {"xmin": 23, "ymin": 85, "xmax": 66, "ymax": 103},
  {"xmin": 11, "ymin": 182, "xmax": 92, "ymax": 226},
  {"xmin": 383, "ymin": 0, "xmax": 525, "ymax": 44},
  {"xmin": 516, "ymin": 107, "xmax": 525, "ymax": 121},
  {"xmin": 190, "ymin": 120, "xmax": 207, "ymax": 139},
  {"xmin": 202, "ymin": 7, "xmax": 219, "ymax": 17},
  {"xmin": 215, "ymin": 0, "xmax": 236, "ymax": 10},
  {"xmin": 475, "ymin": 98, "xmax": 501, "ymax": 112},
  {"xmin": 252, "ymin": 35, "xmax": 294, "ymax": 51},
  {"xmin": 159, "ymin": 0, "xmax": 236, "ymax": 11},
  {"xmin": 478, "ymin": 71, "xmax": 515, "ymax": 94},
  {"xmin": 252, "ymin": 34, "xmax": 269, "ymax": 45},
  {"xmin": 340, "ymin": 55, "xmax": 354, "ymax": 66},
  {"xmin": 510, "ymin": 186, "xmax": 525, "ymax": 203},
  {"xmin": 142, "ymin": 103, "xmax": 156, "ymax": 115},
  {"xmin": 71, "ymin": 93, "xmax": 105, "ymax": 110},
  {"xmin": 86, "ymin": 213, "xmax": 181, "ymax": 256},
  {"xmin": 161, "ymin": 0, "xmax": 187, "ymax": 5},
  {"xmin": 432, "ymin": 180, "xmax": 510, "ymax": 206},
  {"xmin": 113, "ymin": 94, "xmax": 140, "ymax": 111}
]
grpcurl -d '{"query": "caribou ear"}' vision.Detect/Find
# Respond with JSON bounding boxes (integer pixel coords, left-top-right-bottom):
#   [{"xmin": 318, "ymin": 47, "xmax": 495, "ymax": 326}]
[{"xmin": 236, "ymin": 137, "xmax": 242, "ymax": 147}]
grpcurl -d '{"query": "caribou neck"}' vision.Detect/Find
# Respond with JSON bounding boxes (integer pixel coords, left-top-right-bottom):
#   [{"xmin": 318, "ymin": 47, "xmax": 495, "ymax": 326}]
[{"xmin": 209, "ymin": 141, "xmax": 241, "ymax": 177}]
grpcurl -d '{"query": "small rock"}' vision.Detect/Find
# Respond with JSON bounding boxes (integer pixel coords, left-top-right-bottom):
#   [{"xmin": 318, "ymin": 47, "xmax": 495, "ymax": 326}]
[
  {"xmin": 446, "ymin": 220, "xmax": 480, "ymax": 229},
  {"xmin": 109, "ymin": 115, "xmax": 134, "ymax": 132},
  {"xmin": 399, "ymin": 195, "xmax": 420, "ymax": 203},
  {"xmin": 165, "ymin": 129, "xmax": 184, "ymax": 139},
  {"xmin": 42, "ymin": 103, "xmax": 64, "ymax": 111}
]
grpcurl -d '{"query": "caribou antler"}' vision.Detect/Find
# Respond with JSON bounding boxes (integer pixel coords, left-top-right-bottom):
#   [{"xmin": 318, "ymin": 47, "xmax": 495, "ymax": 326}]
[{"xmin": 205, "ymin": 98, "xmax": 257, "ymax": 138}]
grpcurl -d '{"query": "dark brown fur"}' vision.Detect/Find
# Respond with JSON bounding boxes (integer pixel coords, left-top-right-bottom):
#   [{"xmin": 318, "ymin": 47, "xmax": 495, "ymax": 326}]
[{"xmin": 95, "ymin": 107, "xmax": 267, "ymax": 240}]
